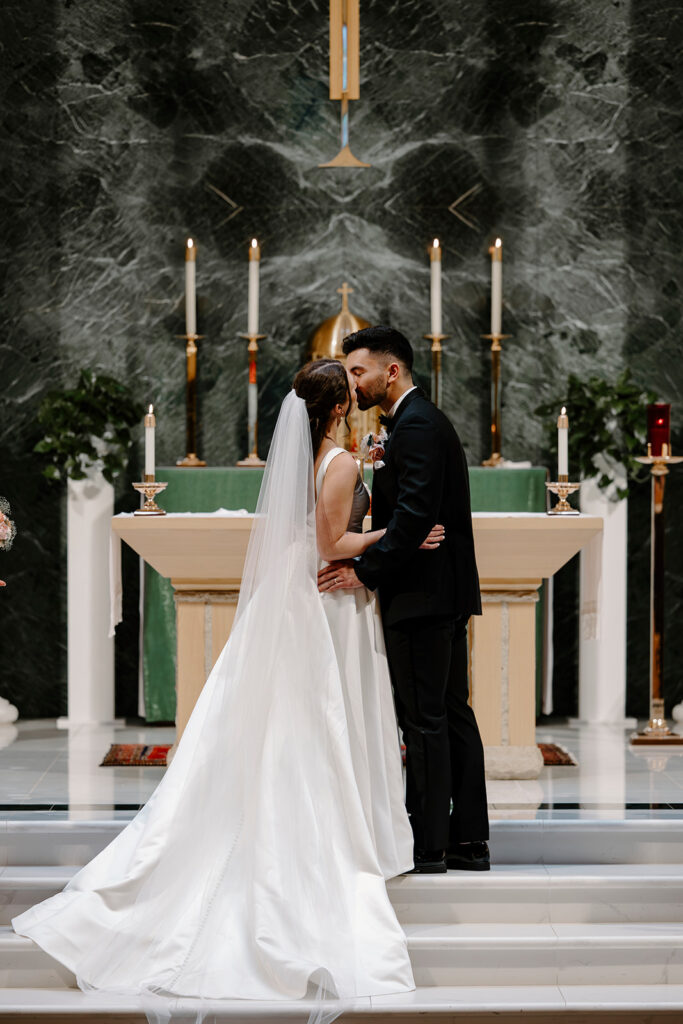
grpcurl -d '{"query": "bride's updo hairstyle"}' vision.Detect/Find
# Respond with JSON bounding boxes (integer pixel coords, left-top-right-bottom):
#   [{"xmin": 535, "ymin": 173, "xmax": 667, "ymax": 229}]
[{"xmin": 292, "ymin": 358, "xmax": 351, "ymax": 455}]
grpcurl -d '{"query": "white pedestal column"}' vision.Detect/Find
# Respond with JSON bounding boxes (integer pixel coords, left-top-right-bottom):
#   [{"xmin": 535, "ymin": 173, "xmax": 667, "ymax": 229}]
[
  {"xmin": 577, "ymin": 475, "xmax": 635, "ymax": 725},
  {"xmin": 58, "ymin": 473, "xmax": 118, "ymax": 727}
]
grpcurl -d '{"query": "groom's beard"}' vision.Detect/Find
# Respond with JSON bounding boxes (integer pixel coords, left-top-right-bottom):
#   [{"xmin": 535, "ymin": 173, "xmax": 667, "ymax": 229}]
[{"xmin": 355, "ymin": 385, "xmax": 387, "ymax": 411}]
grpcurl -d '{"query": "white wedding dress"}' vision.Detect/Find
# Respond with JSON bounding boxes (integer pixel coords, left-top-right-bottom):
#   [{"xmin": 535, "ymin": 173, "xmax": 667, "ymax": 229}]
[
  {"xmin": 13, "ymin": 393, "xmax": 415, "ymax": 1019},
  {"xmin": 316, "ymin": 447, "xmax": 414, "ymax": 880}
]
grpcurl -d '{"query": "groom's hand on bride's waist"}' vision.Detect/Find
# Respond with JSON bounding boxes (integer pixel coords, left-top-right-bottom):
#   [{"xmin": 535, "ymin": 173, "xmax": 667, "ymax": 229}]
[{"xmin": 318, "ymin": 561, "xmax": 364, "ymax": 593}]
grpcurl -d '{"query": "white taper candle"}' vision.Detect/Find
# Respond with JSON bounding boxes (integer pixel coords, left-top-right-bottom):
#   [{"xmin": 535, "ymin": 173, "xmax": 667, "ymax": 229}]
[
  {"xmin": 248, "ymin": 238, "xmax": 260, "ymax": 336},
  {"xmin": 185, "ymin": 238, "xmax": 197, "ymax": 337},
  {"xmin": 144, "ymin": 404, "xmax": 155, "ymax": 478},
  {"xmin": 558, "ymin": 406, "xmax": 569, "ymax": 478},
  {"xmin": 430, "ymin": 238, "xmax": 442, "ymax": 338},
  {"xmin": 490, "ymin": 237, "xmax": 502, "ymax": 337}
]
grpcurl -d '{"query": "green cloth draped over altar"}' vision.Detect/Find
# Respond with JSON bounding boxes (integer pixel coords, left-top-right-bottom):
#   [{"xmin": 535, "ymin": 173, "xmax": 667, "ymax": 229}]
[{"xmin": 142, "ymin": 465, "xmax": 549, "ymax": 721}]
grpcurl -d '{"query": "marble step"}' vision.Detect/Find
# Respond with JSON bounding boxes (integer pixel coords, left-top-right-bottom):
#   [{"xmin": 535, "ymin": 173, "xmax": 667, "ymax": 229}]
[
  {"xmin": 4, "ymin": 922, "xmax": 683, "ymax": 989},
  {"xmin": 3, "ymin": 864, "xmax": 683, "ymax": 926},
  {"xmin": 2, "ymin": 985, "xmax": 683, "ymax": 1022},
  {"xmin": 389, "ymin": 864, "xmax": 683, "ymax": 924},
  {"xmin": 4, "ymin": 818, "xmax": 683, "ymax": 867}
]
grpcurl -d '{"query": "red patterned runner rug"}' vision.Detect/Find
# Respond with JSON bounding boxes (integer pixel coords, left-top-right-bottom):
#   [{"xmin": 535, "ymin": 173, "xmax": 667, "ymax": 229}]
[
  {"xmin": 100, "ymin": 744, "xmax": 171, "ymax": 767},
  {"xmin": 101, "ymin": 742, "xmax": 576, "ymax": 769}
]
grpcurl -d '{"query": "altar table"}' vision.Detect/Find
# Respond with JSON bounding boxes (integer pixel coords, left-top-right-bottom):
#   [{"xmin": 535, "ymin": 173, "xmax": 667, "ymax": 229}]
[
  {"xmin": 113, "ymin": 507, "xmax": 601, "ymax": 780},
  {"xmin": 140, "ymin": 466, "xmax": 549, "ymax": 721}
]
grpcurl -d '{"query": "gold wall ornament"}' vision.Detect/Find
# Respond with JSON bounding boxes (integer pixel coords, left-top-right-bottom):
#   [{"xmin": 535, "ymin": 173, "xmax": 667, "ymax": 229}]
[
  {"xmin": 320, "ymin": 0, "xmax": 370, "ymax": 168},
  {"xmin": 308, "ymin": 282, "xmax": 379, "ymax": 451}
]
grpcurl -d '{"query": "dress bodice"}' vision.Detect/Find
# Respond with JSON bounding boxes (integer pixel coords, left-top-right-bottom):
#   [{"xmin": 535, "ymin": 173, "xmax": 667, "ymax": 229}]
[{"xmin": 315, "ymin": 447, "xmax": 369, "ymax": 534}]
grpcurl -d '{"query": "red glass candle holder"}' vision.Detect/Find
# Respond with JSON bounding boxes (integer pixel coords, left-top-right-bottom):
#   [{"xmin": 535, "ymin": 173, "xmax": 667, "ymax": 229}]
[{"xmin": 647, "ymin": 403, "xmax": 671, "ymax": 457}]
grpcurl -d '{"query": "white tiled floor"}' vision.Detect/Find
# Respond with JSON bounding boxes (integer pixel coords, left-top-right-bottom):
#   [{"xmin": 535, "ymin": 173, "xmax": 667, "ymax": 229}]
[{"xmin": 1, "ymin": 718, "xmax": 682, "ymax": 821}]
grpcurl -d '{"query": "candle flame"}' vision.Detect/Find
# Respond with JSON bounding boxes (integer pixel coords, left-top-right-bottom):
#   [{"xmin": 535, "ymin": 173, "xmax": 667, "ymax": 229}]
[
  {"xmin": 495, "ymin": 237, "xmax": 502, "ymax": 248},
  {"xmin": 251, "ymin": 238, "xmax": 258, "ymax": 248},
  {"xmin": 657, "ymin": 417, "xmax": 664, "ymax": 426},
  {"xmin": 187, "ymin": 238, "xmax": 194, "ymax": 248},
  {"xmin": 433, "ymin": 238, "xmax": 439, "ymax": 249},
  {"xmin": 148, "ymin": 404, "xmax": 153, "ymax": 414},
  {"xmin": 561, "ymin": 406, "xmax": 566, "ymax": 415}
]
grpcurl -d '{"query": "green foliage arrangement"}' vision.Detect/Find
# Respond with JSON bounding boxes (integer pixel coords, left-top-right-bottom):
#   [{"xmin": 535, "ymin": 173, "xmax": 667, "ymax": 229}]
[
  {"xmin": 34, "ymin": 369, "xmax": 143, "ymax": 484},
  {"xmin": 535, "ymin": 370, "xmax": 656, "ymax": 500}
]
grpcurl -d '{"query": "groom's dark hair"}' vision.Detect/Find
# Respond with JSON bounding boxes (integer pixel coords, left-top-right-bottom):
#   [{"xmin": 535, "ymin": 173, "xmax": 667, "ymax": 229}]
[{"xmin": 342, "ymin": 325, "xmax": 414, "ymax": 373}]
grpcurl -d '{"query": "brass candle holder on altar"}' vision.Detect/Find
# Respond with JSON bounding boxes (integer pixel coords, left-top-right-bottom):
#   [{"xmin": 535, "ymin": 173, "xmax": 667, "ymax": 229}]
[
  {"xmin": 631, "ymin": 440, "xmax": 683, "ymax": 745},
  {"xmin": 481, "ymin": 333, "xmax": 510, "ymax": 466},
  {"xmin": 133, "ymin": 476, "xmax": 168, "ymax": 516},
  {"xmin": 236, "ymin": 332, "xmax": 267, "ymax": 467},
  {"xmin": 423, "ymin": 333, "xmax": 449, "ymax": 410},
  {"xmin": 175, "ymin": 333, "xmax": 206, "ymax": 467},
  {"xmin": 545, "ymin": 476, "xmax": 581, "ymax": 515}
]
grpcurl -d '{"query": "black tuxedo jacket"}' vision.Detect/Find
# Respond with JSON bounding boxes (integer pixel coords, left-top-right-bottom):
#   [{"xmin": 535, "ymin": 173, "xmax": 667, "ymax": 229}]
[{"xmin": 355, "ymin": 387, "xmax": 481, "ymax": 627}]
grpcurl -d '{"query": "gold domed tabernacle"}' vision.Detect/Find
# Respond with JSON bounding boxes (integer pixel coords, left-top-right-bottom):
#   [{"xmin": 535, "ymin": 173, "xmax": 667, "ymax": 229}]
[
  {"xmin": 309, "ymin": 282, "xmax": 370, "ymax": 361},
  {"xmin": 308, "ymin": 282, "xmax": 379, "ymax": 452}
]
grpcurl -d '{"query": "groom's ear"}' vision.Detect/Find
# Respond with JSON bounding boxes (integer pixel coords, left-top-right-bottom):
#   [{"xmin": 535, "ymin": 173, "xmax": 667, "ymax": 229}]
[{"xmin": 387, "ymin": 361, "xmax": 401, "ymax": 383}]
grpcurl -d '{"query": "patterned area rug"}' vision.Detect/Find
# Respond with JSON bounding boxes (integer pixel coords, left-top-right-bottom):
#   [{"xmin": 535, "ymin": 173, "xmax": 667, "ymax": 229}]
[
  {"xmin": 100, "ymin": 744, "xmax": 171, "ymax": 767},
  {"xmin": 539, "ymin": 743, "xmax": 577, "ymax": 766},
  {"xmin": 101, "ymin": 742, "xmax": 577, "ymax": 769}
]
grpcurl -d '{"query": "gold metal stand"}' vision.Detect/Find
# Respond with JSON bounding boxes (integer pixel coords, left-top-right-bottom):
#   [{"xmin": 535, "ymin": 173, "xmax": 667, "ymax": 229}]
[
  {"xmin": 176, "ymin": 334, "xmax": 206, "ymax": 467},
  {"xmin": 481, "ymin": 333, "xmax": 510, "ymax": 466},
  {"xmin": 546, "ymin": 477, "xmax": 581, "ymax": 515},
  {"xmin": 423, "ymin": 333, "xmax": 449, "ymax": 409},
  {"xmin": 631, "ymin": 445, "xmax": 683, "ymax": 745},
  {"xmin": 237, "ymin": 333, "xmax": 267, "ymax": 468},
  {"xmin": 133, "ymin": 477, "xmax": 168, "ymax": 515}
]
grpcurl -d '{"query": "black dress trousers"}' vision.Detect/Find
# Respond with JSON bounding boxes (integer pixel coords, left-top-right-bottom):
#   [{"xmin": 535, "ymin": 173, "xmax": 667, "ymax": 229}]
[{"xmin": 384, "ymin": 615, "xmax": 489, "ymax": 851}]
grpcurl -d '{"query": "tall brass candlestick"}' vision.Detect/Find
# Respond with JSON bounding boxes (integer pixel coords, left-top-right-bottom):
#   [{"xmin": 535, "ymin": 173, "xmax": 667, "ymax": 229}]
[
  {"xmin": 631, "ymin": 444, "xmax": 683, "ymax": 745},
  {"xmin": 236, "ymin": 332, "xmax": 267, "ymax": 467},
  {"xmin": 481, "ymin": 333, "xmax": 510, "ymax": 466},
  {"xmin": 423, "ymin": 333, "xmax": 449, "ymax": 409},
  {"xmin": 176, "ymin": 240, "xmax": 206, "ymax": 467},
  {"xmin": 176, "ymin": 333, "xmax": 206, "ymax": 467}
]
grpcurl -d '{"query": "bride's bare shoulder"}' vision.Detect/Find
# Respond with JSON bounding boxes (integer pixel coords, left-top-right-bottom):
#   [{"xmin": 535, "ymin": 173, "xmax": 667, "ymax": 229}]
[{"xmin": 322, "ymin": 449, "xmax": 358, "ymax": 487}]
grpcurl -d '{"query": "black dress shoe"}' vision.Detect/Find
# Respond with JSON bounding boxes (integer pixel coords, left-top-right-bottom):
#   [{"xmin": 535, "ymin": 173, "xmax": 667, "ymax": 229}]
[
  {"xmin": 446, "ymin": 841, "xmax": 490, "ymax": 871},
  {"xmin": 406, "ymin": 848, "xmax": 447, "ymax": 874}
]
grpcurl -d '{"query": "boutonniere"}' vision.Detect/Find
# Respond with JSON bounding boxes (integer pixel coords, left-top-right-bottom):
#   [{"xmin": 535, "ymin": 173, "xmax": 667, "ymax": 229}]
[{"xmin": 360, "ymin": 427, "xmax": 388, "ymax": 470}]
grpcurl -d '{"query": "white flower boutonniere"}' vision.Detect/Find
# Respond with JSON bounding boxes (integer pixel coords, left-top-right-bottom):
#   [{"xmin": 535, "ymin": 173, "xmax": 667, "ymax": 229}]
[{"xmin": 360, "ymin": 427, "xmax": 388, "ymax": 470}]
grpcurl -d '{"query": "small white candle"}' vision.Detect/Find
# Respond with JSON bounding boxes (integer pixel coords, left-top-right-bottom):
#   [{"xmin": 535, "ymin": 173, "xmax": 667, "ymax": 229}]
[
  {"xmin": 558, "ymin": 406, "xmax": 569, "ymax": 478},
  {"xmin": 489, "ymin": 237, "xmax": 503, "ymax": 337},
  {"xmin": 430, "ymin": 238, "xmax": 442, "ymax": 338},
  {"xmin": 185, "ymin": 238, "xmax": 197, "ymax": 337},
  {"xmin": 248, "ymin": 238, "xmax": 260, "ymax": 336},
  {"xmin": 144, "ymin": 404, "xmax": 156, "ymax": 478}
]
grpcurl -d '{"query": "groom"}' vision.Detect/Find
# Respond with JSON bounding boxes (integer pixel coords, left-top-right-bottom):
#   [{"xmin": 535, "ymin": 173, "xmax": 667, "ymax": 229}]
[{"xmin": 318, "ymin": 325, "xmax": 489, "ymax": 873}]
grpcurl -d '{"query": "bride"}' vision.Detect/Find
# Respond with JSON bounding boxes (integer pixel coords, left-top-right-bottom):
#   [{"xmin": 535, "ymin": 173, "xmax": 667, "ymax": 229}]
[{"xmin": 13, "ymin": 358, "xmax": 442, "ymax": 1015}]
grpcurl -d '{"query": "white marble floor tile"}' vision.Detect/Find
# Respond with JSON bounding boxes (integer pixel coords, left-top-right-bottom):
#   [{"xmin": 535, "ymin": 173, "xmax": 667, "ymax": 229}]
[{"xmin": 3, "ymin": 718, "xmax": 683, "ymax": 821}]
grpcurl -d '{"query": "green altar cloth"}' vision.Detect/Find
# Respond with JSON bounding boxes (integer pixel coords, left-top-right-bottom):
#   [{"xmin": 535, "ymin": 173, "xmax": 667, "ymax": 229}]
[{"xmin": 142, "ymin": 465, "xmax": 548, "ymax": 721}]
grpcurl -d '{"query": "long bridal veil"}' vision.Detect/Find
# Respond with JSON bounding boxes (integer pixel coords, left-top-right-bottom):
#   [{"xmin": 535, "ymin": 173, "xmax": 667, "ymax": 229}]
[{"xmin": 13, "ymin": 391, "xmax": 413, "ymax": 1024}]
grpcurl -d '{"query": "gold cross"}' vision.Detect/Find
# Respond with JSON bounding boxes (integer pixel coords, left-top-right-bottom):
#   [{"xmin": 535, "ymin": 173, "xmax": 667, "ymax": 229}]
[{"xmin": 337, "ymin": 282, "xmax": 353, "ymax": 310}]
